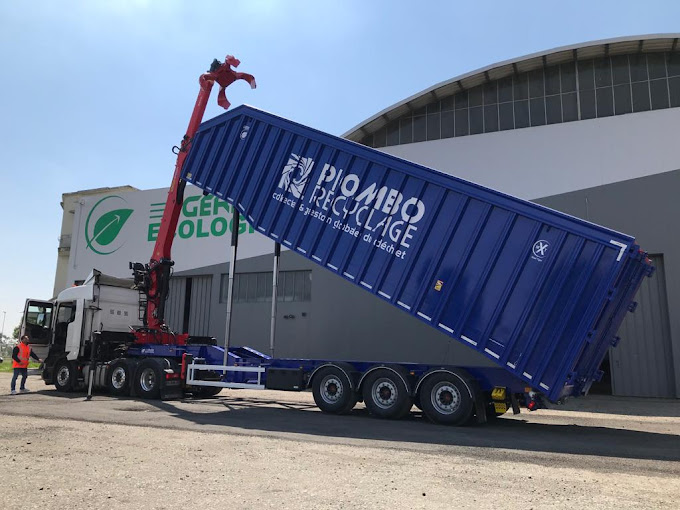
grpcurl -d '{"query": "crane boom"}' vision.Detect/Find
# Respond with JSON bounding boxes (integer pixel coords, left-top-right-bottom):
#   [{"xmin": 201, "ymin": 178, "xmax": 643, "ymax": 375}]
[{"xmin": 129, "ymin": 56, "xmax": 256, "ymax": 345}]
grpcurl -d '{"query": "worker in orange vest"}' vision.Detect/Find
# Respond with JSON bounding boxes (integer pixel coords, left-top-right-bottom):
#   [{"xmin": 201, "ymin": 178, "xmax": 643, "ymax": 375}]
[{"xmin": 11, "ymin": 335, "xmax": 41, "ymax": 395}]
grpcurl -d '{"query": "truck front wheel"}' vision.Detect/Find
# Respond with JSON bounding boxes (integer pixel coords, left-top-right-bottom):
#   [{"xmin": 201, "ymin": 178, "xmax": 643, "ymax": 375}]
[
  {"xmin": 133, "ymin": 360, "xmax": 161, "ymax": 399},
  {"xmin": 54, "ymin": 360, "xmax": 75, "ymax": 392}
]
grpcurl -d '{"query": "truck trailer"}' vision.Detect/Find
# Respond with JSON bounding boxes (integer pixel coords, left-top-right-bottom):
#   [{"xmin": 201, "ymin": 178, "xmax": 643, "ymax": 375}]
[{"xmin": 22, "ymin": 57, "xmax": 653, "ymax": 425}]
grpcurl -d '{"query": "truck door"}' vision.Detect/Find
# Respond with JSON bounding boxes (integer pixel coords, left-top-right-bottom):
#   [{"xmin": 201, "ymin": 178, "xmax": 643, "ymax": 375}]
[
  {"xmin": 21, "ymin": 300, "xmax": 54, "ymax": 346},
  {"xmin": 52, "ymin": 301, "xmax": 76, "ymax": 352}
]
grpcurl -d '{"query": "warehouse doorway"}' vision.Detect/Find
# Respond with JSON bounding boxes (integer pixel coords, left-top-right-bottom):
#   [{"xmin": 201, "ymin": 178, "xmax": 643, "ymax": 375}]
[
  {"xmin": 165, "ymin": 275, "xmax": 212, "ymax": 337},
  {"xmin": 610, "ymin": 255, "xmax": 675, "ymax": 397}
]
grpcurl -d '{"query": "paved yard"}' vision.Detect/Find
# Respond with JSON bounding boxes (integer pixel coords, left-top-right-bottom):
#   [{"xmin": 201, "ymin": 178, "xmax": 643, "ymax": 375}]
[{"xmin": 0, "ymin": 371, "xmax": 678, "ymax": 509}]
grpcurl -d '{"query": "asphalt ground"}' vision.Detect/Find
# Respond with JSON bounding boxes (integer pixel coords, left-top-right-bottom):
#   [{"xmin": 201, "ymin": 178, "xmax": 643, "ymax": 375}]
[{"xmin": 0, "ymin": 371, "xmax": 678, "ymax": 509}]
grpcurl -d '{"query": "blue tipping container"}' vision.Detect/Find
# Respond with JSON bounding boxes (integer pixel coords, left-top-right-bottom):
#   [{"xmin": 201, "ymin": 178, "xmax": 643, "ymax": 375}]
[{"xmin": 181, "ymin": 105, "xmax": 652, "ymax": 402}]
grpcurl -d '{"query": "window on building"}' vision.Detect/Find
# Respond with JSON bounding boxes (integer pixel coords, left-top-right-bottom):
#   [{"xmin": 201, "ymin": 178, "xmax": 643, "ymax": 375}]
[
  {"xmin": 219, "ymin": 271, "xmax": 312, "ymax": 304},
  {"xmin": 361, "ymin": 50, "xmax": 680, "ymax": 148}
]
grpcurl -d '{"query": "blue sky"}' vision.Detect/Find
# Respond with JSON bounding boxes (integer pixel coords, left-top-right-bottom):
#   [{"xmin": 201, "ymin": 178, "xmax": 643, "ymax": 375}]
[{"xmin": 0, "ymin": 0, "xmax": 677, "ymax": 336}]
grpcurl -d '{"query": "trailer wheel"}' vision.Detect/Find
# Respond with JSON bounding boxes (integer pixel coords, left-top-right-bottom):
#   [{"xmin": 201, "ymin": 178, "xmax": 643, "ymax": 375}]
[
  {"xmin": 133, "ymin": 360, "xmax": 161, "ymax": 399},
  {"xmin": 54, "ymin": 360, "xmax": 75, "ymax": 392},
  {"xmin": 312, "ymin": 366, "xmax": 357, "ymax": 414},
  {"xmin": 107, "ymin": 360, "xmax": 131, "ymax": 397},
  {"xmin": 362, "ymin": 369, "xmax": 412, "ymax": 419},
  {"xmin": 419, "ymin": 372, "xmax": 473, "ymax": 425}
]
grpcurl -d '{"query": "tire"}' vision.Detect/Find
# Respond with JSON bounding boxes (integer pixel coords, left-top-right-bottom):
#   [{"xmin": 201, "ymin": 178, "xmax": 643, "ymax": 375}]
[
  {"xmin": 362, "ymin": 368, "xmax": 412, "ymax": 419},
  {"xmin": 312, "ymin": 366, "xmax": 357, "ymax": 414},
  {"xmin": 191, "ymin": 386, "xmax": 222, "ymax": 398},
  {"xmin": 418, "ymin": 372, "xmax": 474, "ymax": 425},
  {"xmin": 107, "ymin": 360, "xmax": 131, "ymax": 397},
  {"xmin": 54, "ymin": 360, "xmax": 75, "ymax": 392},
  {"xmin": 133, "ymin": 359, "xmax": 161, "ymax": 399}
]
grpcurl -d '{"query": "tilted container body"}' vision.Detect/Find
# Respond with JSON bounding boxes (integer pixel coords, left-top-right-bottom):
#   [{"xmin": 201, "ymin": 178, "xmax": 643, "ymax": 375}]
[{"xmin": 181, "ymin": 105, "xmax": 652, "ymax": 402}]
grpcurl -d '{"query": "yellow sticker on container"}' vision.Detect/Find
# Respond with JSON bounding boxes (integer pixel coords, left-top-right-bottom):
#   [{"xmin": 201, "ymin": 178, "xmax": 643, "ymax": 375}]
[{"xmin": 434, "ymin": 280, "xmax": 444, "ymax": 291}]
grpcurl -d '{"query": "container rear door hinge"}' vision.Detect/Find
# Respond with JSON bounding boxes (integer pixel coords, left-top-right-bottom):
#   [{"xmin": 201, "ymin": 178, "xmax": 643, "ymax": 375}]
[
  {"xmin": 611, "ymin": 335, "xmax": 621, "ymax": 347},
  {"xmin": 628, "ymin": 301, "xmax": 638, "ymax": 313}
]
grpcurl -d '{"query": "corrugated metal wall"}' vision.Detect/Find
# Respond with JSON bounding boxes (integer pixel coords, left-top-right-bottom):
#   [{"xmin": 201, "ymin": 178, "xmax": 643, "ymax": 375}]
[
  {"xmin": 612, "ymin": 255, "xmax": 676, "ymax": 397},
  {"xmin": 165, "ymin": 277, "xmax": 186, "ymax": 334},
  {"xmin": 188, "ymin": 275, "xmax": 212, "ymax": 337}
]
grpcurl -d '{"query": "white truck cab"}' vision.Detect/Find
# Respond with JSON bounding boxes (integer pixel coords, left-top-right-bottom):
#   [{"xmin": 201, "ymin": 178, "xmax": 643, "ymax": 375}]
[{"xmin": 21, "ymin": 270, "xmax": 142, "ymax": 388}]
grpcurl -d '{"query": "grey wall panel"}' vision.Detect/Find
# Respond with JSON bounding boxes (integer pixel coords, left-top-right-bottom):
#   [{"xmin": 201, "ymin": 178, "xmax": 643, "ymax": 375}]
[
  {"xmin": 612, "ymin": 255, "xmax": 675, "ymax": 397},
  {"xmin": 188, "ymin": 275, "xmax": 212, "ymax": 337},
  {"xmin": 165, "ymin": 277, "xmax": 186, "ymax": 334}
]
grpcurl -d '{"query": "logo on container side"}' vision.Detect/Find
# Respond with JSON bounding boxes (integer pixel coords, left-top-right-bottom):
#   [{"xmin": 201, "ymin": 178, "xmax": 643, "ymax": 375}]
[
  {"xmin": 532, "ymin": 240, "xmax": 550, "ymax": 261},
  {"xmin": 278, "ymin": 154, "xmax": 315, "ymax": 198}
]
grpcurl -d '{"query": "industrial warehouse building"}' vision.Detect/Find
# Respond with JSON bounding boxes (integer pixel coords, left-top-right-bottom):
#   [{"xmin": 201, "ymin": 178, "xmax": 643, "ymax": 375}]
[{"xmin": 55, "ymin": 35, "xmax": 680, "ymax": 398}]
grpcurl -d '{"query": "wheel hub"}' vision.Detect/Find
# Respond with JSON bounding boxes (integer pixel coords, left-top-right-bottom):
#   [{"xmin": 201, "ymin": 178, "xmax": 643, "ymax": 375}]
[
  {"xmin": 111, "ymin": 367, "xmax": 126, "ymax": 390},
  {"xmin": 431, "ymin": 382, "xmax": 461, "ymax": 414},
  {"xmin": 57, "ymin": 366, "xmax": 70, "ymax": 386},
  {"xmin": 372, "ymin": 379, "xmax": 398, "ymax": 409},
  {"xmin": 140, "ymin": 367, "xmax": 156, "ymax": 392},
  {"xmin": 321, "ymin": 376, "xmax": 343, "ymax": 404}
]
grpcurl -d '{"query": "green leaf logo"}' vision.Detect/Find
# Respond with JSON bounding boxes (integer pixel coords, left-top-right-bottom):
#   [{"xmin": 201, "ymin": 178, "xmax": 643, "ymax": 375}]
[
  {"xmin": 84, "ymin": 196, "xmax": 134, "ymax": 255},
  {"xmin": 92, "ymin": 209, "xmax": 133, "ymax": 246}
]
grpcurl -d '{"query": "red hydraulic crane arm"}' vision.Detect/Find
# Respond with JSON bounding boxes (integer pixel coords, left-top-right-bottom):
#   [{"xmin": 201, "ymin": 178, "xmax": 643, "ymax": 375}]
[{"xmin": 130, "ymin": 56, "xmax": 256, "ymax": 344}]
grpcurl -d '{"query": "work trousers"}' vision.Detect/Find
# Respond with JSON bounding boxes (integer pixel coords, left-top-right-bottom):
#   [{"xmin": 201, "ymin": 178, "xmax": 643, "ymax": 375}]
[{"xmin": 11, "ymin": 368, "xmax": 28, "ymax": 391}]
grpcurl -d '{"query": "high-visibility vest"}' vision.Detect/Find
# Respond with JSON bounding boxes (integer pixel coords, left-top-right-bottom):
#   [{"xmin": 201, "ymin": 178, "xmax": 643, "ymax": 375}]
[{"xmin": 13, "ymin": 342, "xmax": 31, "ymax": 369}]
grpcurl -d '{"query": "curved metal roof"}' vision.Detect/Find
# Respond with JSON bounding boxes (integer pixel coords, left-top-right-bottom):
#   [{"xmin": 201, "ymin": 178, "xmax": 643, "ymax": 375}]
[{"xmin": 343, "ymin": 34, "xmax": 680, "ymax": 142}]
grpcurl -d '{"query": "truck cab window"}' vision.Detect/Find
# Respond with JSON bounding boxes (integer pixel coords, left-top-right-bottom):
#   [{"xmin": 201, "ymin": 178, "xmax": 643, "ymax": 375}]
[{"xmin": 54, "ymin": 302, "xmax": 76, "ymax": 346}]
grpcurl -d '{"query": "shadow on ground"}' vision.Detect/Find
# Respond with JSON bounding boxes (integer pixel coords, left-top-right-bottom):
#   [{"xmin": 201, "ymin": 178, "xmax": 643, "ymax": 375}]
[
  {"xmin": 6, "ymin": 386, "xmax": 678, "ymax": 464},
  {"xmin": 146, "ymin": 394, "xmax": 680, "ymax": 463}
]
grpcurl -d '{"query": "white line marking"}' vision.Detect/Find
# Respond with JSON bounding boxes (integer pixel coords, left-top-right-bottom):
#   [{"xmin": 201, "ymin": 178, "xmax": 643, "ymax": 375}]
[
  {"xmin": 196, "ymin": 181, "xmax": 203, "ymax": 186},
  {"xmin": 506, "ymin": 362, "xmax": 516, "ymax": 369},
  {"xmin": 271, "ymin": 234, "xmax": 279, "ymax": 238},
  {"xmin": 484, "ymin": 348, "xmax": 500, "ymax": 359},
  {"xmin": 343, "ymin": 272, "xmax": 355, "ymax": 280},
  {"xmin": 523, "ymin": 372, "xmax": 533, "ymax": 380},
  {"xmin": 360, "ymin": 281, "xmax": 373, "ymax": 289},
  {"xmin": 206, "ymin": 187, "xmax": 212, "ymax": 192},
  {"xmin": 397, "ymin": 301, "xmax": 411, "ymax": 310},
  {"xmin": 297, "ymin": 247, "xmax": 307, "ymax": 254},
  {"xmin": 248, "ymin": 215, "xmax": 254, "ymax": 222},
  {"xmin": 461, "ymin": 335, "xmax": 477, "ymax": 346},
  {"xmin": 327, "ymin": 263, "xmax": 338, "ymax": 271},
  {"xmin": 257, "ymin": 226, "xmax": 265, "ymax": 232},
  {"xmin": 312, "ymin": 255, "xmax": 322, "ymax": 262},
  {"xmin": 539, "ymin": 383, "xmax": 550, "ymax": 391},
  {"xmin": 216, "ymin": 192, "xmax": 223, "ymax": 197},
  {"xmin": 438, "ymin": 323, "xmax": 454, "ymax": 334},
  {"xmin": 238, "ymin": 202, "xmax": 244, "ymax": 209},
  {"xmin": 417, "ymin": 312, "xmax": 432, "ymax": 321},
  {"xmin": 610, "ymin": 240, "xmax": 627, "ymax": 262},
  {"xmin": 378, "ymin": 291, "xmax": 391, "ymax": 299},
  {"xmin": 227, "ymin": 197, "xmax": 233, "ymax": 202},
  {"xmin": 283, "ymin": 240, "xmax": 292, "ymax": 246}
]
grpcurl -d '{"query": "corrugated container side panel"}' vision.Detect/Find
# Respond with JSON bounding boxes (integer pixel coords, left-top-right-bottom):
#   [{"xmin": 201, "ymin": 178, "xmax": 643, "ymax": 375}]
[{"xmin": 181, "ymin": 106, "xmax": 650, "ymax": 399}]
